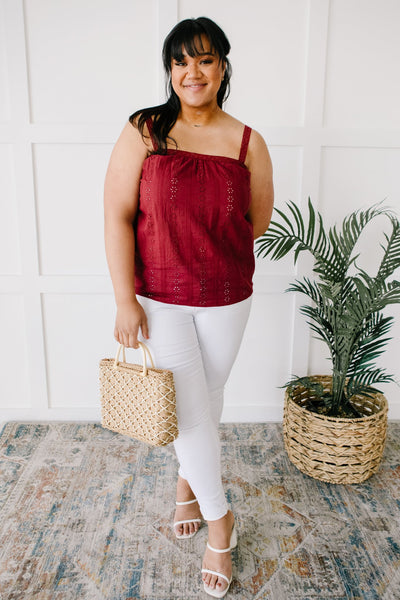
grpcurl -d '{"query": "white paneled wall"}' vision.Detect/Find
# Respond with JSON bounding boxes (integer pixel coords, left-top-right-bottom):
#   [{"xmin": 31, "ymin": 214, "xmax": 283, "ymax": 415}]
[
  {"xmin": 24, "ymin": 0, "xmax": 159, "ymax": 123},
  {"xmin": 1, "ymin": 0, "xmax": 400, "ymax": 424},
  {"xmin": 324, "ymin": 0, "xmax": 400, "ymax": 129},
  {"xmin": 42, "ymin": 293, "xmax": 115, "ymax": 409},
  {"xmin": 33, "ymin": 143, "xmax": 111, "ymax": 275},
  {"xmin": 0, "ymin": 144, "xmax": 20, "ymax": 273},
  {"xmin": 0, "ymin": 2, "xmax": 9, "ymax": 120}
]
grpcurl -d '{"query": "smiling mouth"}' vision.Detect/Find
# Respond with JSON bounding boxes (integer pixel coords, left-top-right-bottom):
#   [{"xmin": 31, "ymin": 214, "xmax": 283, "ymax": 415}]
[{"xmin": 184, "ymin": 84, "xmax": 207, "ymax": 89}]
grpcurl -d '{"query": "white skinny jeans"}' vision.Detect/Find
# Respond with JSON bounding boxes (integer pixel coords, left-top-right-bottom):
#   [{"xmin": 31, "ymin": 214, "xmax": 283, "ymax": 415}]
[{"xmin": 138, "ymin": 295, "xmax": 252, "ymax": 521}]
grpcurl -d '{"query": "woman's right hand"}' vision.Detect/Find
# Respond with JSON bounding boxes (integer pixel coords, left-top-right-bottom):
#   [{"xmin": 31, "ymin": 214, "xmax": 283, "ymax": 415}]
[{"xmin": 114, "ymin": 300, "xmax": 149, "ymax": 348}]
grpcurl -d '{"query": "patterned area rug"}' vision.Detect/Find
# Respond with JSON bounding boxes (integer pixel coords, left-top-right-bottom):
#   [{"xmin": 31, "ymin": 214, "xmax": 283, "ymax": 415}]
[{"xmin": 0, "ymin": 422, "xmax": 400, "ymax": 600}]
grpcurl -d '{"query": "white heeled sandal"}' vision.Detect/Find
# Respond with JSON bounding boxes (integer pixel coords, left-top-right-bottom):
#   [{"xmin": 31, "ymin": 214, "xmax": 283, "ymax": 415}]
[
  {"xmin": 201, "ymin": 525, "xmax": 237, "ymax": 598},
  {"xmin": 173, "ymin": 498, "xmax": 202, "ymax": 539}
]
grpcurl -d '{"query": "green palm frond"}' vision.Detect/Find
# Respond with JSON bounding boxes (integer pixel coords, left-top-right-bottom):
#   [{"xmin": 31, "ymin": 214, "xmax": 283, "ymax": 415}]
[
  {"xmin": 320, "ymin": 205, "xmax": 396, "ymax": 282},
  {"xmin": 255, "ymin": 198, "xmax": 327, "ymax": 263},
  {"xmin": 347, "ymin": 369, "xmax": 395, "ymax": 399},
  {"xmin": 285, "ymin": 376, "xmax": 324, "ymax": 396},
  {"xmin": 299, "ymin": 304, "xmax": 335, "ymax": 354},
  {"xmin": 347, "ymin": 314, "xmax": 394, "ymax": 377},
  {"xmin": 287, "ymin": 279, "xmax": 336, "ymax": 354},
  {"xmin": 286, "ymin": 277, "xmax": 324, "ymax": 304},
  {"xmin": 377, "ymin": 219, "xmax": 400, "ymax": 280},
  {"xmin": 351, "ymin": 274, "xmax": 400, "ymax": 317}
]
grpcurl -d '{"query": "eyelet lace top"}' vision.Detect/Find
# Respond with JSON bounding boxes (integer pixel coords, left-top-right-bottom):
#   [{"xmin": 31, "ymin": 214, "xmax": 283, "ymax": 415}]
[{"xmin": 133, "ymin": 117, "xmax": 254, "ymax": 307}]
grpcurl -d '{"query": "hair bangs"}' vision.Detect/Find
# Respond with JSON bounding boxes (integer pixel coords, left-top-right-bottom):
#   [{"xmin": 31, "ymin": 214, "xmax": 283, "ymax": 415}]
[
  {"xmin": 170, "ymin": 33, "xmax": 215, "ymax": 63},
  {"xmin": 163, "ymin": 17, "xmax": 230, "ymax": 71}
]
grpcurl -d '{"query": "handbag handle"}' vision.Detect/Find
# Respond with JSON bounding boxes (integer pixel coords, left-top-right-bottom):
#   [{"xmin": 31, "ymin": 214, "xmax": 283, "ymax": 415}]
[{"xmin": 114, "ymin": 342, "xmax": 155, "ymax": 376}]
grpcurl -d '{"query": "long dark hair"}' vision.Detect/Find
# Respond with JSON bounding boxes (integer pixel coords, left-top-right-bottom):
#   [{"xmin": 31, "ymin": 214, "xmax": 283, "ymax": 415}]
[{"xmin": 129, "ymin": 17, "xmax": 232, "ymax": 153}]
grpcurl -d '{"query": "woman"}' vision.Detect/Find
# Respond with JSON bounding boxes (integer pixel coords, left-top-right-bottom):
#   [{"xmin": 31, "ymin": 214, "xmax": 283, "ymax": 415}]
[{"xmin": 104, "ymin": 16, "xmax": 273, "ymax": 598}]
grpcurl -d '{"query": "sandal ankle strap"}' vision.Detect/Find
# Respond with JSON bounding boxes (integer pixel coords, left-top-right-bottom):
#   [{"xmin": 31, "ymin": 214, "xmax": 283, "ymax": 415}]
[
  {"xmin": 206, "ymin": 541, "xmax": 231, "ymax": 554},
  {"xmin": 206, "ymin": 524, "xmax": 237, "ymax": 554},
  {"xmin": 176, "ymin": 498, "xmax": 198, "ymax": 506}
]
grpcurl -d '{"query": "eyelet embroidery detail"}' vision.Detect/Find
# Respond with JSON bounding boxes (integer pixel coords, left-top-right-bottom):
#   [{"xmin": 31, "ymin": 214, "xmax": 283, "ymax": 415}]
[
  {"xmin": 197, "ymin": 161, "xmax": 207, "ymax": 305},
  {"xmin": 145, "ymin": 181, "xmax": 155, "ymax": 297},
  {"xmin": 226, "ymin": 179, "xmax": 234, "ymax": 216},
  {"xmin": 223, "ymin": 281, "xmax": 231, "ymax": 304},
  {"xmin": 169, "ymin": 176, "xmax": 182, "ymax": 304}
]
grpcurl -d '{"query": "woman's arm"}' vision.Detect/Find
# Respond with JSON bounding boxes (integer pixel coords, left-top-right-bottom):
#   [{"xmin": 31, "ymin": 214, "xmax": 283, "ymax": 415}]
[
  {"xmin": 104, "ymin": 121, "xmax": 149, "ymax": 348},
  {"xmin": 245, "ymin": 130, "xmax": 274, "ymax": 239}
]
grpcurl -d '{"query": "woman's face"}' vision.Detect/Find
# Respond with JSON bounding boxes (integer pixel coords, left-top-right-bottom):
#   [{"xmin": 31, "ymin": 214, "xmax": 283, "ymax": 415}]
[{"xmin": 170, "ymin": 35, "xmax": 225, "ymax": 110}]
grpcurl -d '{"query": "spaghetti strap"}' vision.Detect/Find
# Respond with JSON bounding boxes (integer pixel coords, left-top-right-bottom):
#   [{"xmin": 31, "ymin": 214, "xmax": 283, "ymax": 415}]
[
  {"xmin": 238, "ymin": 125, "xmax": 252, "ymax": 163},
  {"xmin": 145, "ymin": 117, "xmax": 158, "ymax": 151}
]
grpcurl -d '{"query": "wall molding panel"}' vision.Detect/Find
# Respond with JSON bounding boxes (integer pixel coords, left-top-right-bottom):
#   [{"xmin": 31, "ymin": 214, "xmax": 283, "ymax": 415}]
[{"xmin": 1, "ymin": 0, "xmax": 400, "ymax": 423}]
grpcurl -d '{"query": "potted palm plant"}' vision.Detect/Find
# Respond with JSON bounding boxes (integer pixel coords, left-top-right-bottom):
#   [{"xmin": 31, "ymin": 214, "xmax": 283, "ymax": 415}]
[{"xmin": 256, "ymin": 199, "xmax": 400, "ymax": 484}]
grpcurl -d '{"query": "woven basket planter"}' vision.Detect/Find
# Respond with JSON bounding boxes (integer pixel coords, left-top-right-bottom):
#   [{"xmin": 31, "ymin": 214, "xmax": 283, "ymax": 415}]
[{"xmin": 283, "ymin": 376, "xmax": 388, "ymax": 484}]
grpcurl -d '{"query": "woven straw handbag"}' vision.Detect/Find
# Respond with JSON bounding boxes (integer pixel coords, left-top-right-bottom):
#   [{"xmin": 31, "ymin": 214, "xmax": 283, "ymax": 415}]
[{"xmin": 99, "ymin": 342, "xmax": 178, "ymax": 446}]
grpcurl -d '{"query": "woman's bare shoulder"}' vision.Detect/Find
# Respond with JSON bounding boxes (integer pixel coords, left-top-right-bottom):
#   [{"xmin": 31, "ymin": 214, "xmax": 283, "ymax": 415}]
[
  {"xmin": 221, "ymin": 113, "xmax": 269, "ymax": 149},
  {"xmin": 246, "ymin": 127, "xmax": 272, "ymax": 171},
  {"xmin": 106, "ymin": 119, "xmax": 150, "ymax": 176},
  {"xmin": 220, "ymin": 112, "xmax": 247, "ymax": 132},
  {"xmin": 218, "ymin": 113, "xmax": 252, "ymax": 153},
  {"xmin": 248, "ymin": 127, "xmax": 268, "ymax": 150},
  {"xmin": 126, "ymin": 113, "xmax": 153, "ymax": 153}
]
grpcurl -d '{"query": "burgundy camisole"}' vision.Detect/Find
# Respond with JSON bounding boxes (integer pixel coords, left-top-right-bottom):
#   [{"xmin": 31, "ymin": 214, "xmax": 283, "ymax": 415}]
[{"xmin": 134, "ymin": 118, "xmax": 255, "ymax": 307}]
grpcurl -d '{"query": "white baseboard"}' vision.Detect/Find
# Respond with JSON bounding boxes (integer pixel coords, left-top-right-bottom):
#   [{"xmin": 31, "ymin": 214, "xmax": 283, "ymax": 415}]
[{"xmin": 221, "ymin": 404, "xmax": 284, "ymax": 422}]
